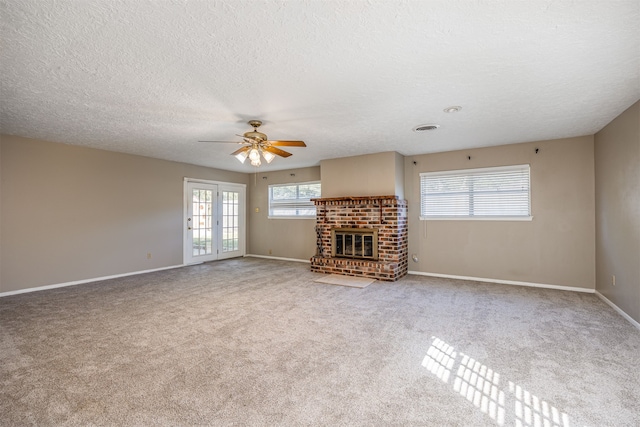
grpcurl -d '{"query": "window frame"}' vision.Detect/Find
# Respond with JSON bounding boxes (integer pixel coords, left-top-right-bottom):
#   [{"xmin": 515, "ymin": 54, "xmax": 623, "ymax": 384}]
[
  {"xmin": 268, "ymin": 181, "xmax": 321, "ymax": 219},
  {"xmin": 419, "ymin": 164, "xmax": 532, "ymax": 221}
]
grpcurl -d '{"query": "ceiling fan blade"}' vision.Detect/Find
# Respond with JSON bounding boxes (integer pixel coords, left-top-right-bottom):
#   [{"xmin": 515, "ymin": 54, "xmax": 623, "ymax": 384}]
[
  {"xmin": 263, "ymin": 146, "xmax": 293, "ymax": 158},
  {"xmin": 230, "ymin": 146, "xmax": 250, "ymax": 156},
  {"xmin": 267, "ymin": 140, "xmax": 306, "ymax": 147}
]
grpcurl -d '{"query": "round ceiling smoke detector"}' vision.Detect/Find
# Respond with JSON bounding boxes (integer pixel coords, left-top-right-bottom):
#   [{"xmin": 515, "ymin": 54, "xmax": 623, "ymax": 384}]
[{"xmin": 413, "ymin": 124, "xmax": 440, "ymax": 132}]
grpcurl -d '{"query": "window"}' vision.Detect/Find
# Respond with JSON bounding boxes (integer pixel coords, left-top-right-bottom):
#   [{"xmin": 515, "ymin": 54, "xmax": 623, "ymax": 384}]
[
  {"xmin": 268, "ymin": 181, "xmax": 321, "ymax": 218},
  {"xmin": 420, "ymin": 164, "xmax": 531, "ymax": 220}
]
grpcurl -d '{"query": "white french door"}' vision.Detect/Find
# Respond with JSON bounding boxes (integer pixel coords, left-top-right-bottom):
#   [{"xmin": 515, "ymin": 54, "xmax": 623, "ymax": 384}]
[{"xmin": 184, "ymin": 180, "xmax": 245, "ymax": 264}]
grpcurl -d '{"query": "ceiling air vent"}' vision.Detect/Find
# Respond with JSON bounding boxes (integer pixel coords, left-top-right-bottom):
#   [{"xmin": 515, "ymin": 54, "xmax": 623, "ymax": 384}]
[{"xmin": 413, "ymin": 124, "xmax": 440, "ymax": 132}]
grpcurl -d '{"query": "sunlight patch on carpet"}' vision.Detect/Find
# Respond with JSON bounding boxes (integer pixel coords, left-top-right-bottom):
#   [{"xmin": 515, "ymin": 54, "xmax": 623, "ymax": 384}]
[
  {"xmin": 422, "ymin": 336, "xmax": 572, "ymax": 427},
  {"xmin": 314, "ymin": 274, "xmax": 375, "ymax": 288}
]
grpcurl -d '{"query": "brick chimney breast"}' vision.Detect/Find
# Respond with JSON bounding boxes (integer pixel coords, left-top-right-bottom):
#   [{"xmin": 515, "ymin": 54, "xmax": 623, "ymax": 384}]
[{"xmin": 310, "ymin": 196, "xmax": 408, "ymax": 281}]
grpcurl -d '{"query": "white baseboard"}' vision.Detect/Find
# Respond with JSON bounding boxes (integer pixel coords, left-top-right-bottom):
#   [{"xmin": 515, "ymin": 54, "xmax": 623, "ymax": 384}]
[
  {"xmin": 245, "ymin": 254, "xmax": 310, "ymax": 263},
  {"xmin": 0, "ymin": 264, "xmax": 185, "ymax": 298},
  {"xmin": 595, "ymin": 291, "xmax": 640, "ymax": 330},
  {"xmin": 408, "ymin": 270, "xmax": 595, "ymax": 294}
]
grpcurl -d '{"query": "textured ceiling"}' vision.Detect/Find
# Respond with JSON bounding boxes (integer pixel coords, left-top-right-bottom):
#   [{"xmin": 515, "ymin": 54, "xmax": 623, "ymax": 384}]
[{"xmin": 1, "ymin": 0, "xmax": 639, "ymax": 172}]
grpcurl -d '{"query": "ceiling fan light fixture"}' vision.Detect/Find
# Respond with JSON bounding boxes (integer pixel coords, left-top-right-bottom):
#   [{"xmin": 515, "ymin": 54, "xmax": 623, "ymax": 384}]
[
  {"xmin": 203, "ymin": 120, "xmax": 305, "ymax": 168},
  {"xmin": 248, "ymin": 147, "xmax": 261, "ymax": 162},
  {"xmin": 262, "ymin": 150, "xmax": 275, "ymax": 164},
  {"xmin": 235, "ymin": 151, "xmax": 248, "ymax": 163}
]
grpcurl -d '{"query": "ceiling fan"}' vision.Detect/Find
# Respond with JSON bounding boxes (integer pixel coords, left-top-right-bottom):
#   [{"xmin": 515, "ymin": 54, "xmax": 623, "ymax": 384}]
[{"xmin": 199, "ymin": 120, "xmax": 306, "ymax": 166}]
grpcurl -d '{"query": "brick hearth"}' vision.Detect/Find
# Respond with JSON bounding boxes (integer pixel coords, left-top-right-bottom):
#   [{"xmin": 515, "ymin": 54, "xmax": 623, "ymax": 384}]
[{"xmin": 310, "ymin": 196, "xmax": 408, "ymax": 281}]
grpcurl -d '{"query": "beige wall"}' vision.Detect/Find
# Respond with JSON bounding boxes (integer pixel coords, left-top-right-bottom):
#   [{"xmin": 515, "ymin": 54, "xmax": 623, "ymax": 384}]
[
  {"xmin": 321, "ymin": 151, "xmax": 404, "ymax": 198},
  {"xmin": 0, "ymin": 140, "xmax": 2, "ymax": 290},
  {"xmin": 594, "ymin": 101, "xmax": 640, "ymax": 323},
  {"xmin": 0, "ymin": 135, "xmax": 248, "ymax": 293},
  {"xmin": 247, "ymin": 166, "xmax": 321, "ymax": 260},
  {"xmin": 405, "ymin": 136, "xmax": 596, "ymax": 289}
]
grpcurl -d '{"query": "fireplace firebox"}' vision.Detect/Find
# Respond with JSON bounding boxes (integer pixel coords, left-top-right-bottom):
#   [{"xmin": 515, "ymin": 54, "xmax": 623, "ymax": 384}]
[{"xmin": 332, "ymin": 228, "xmax": 378, "ymax": 260}]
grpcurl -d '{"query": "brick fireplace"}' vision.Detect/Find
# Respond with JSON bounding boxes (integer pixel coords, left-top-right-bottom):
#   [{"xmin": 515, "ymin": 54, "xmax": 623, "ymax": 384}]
[{"xmin": 310, "ymin": 195, "xmax": 408, "ymax": 281}]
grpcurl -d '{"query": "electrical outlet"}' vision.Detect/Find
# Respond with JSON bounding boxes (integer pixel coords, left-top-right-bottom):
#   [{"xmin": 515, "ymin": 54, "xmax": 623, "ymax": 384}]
[
  {"xmin": 268, "ymin": 249, "xmax": 272, "ymax": 255},
  {"xmin": 612, "ymin": 275, "xmax": 616, "ymax": 286},
  {"xmin": 147, "ymin": 253, "xmax": 152, "ymax": 259}
]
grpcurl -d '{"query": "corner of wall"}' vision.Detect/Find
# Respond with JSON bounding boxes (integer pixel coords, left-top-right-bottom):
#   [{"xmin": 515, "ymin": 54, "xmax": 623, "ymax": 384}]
[
  {"xmin": 394, "ymin": 152, "xmax": 405, "ymax": 199},
  {"xmin": 246, "ymin": 166, "xmax": 321, "ymax": 259},
  {"xmin": 594, "ymin": 100, "xmax": 640, "ymax": 324}
]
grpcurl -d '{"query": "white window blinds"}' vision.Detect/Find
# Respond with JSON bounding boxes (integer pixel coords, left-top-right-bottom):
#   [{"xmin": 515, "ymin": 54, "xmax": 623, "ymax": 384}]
[
  {"xmin": 420, "ymin": 165, "xmax": 531, "ymax": 220},
  {"xmin": 268, "ymin": 181, "xmax": 321, "ymax": 218}
]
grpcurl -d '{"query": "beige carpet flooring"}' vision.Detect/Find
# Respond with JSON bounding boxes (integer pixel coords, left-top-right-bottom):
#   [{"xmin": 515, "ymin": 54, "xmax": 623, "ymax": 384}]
[{"xmin": 1, "ymin": 257, "xmax": 639, "ymax": 426}]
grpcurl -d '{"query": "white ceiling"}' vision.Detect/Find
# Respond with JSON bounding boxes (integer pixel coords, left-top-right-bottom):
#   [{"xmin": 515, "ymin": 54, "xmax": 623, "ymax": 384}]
[{"xmin": 1, "ymin": 0, "xmax": 638, "ymax": 173}]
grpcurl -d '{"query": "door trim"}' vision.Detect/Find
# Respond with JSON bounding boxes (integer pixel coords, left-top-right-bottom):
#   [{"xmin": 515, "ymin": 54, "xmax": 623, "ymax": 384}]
[{"xmin": 183, "ymin": 178, "xmax": 247, "ymax": 264}]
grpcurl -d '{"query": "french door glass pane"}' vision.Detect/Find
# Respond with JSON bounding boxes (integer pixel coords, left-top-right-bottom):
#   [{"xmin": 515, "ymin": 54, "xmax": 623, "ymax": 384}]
[
  {"xmin": 222, "ymin": 191, "xmax": 239, "ymax": 252},
  {"xmin": 192, "ymin": 189, "xmax": 213, "ymax": 256}
]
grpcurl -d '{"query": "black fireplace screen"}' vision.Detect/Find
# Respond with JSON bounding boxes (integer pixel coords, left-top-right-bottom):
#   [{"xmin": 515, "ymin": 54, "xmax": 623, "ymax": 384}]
[{"xmin": 331, "ymin": 228, "xmax": 378, "ymax": 260}]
